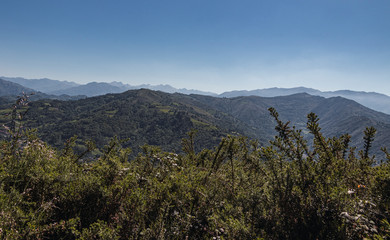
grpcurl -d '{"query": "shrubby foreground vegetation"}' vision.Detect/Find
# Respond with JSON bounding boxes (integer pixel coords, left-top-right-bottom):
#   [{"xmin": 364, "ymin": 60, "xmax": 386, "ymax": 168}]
[{"xmin": 0, "ymin": 98, "xmax": 389, "ymax": 239}]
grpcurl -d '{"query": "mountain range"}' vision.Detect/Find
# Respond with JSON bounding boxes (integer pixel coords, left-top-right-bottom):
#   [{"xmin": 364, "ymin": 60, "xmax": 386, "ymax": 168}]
[
  {"xmin": 2, "ymin": 76, "xmax": 390, "ymax": 115},
  {"xmin": 1, "ymin": 77, "xmax": 79, "ymax": 93},
  {"xmin": 220, "ymin": 87, "xmax": 390, "ymax": 115},
  {"xmin": 1, "ymin": 87, "xmax": 389, "ymax": 158},
  {"xmin": 0, "ymin": 78, "xmax": 35, "ymax": 96},
  {"xmin": 1, "ymin": 77, "xmax": 216, "ymax": 97},
  {"xmin": 0, "ymin": 78, "xmax": 85, "ymax": 102}
]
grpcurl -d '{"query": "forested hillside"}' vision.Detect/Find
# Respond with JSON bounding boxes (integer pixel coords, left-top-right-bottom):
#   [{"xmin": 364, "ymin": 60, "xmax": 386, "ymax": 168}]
[
  {"xmin": 0, "ymin": 89, "xmax": 256, "ymax": 155},
  {"xmin": 192, "ymin": 93, "xmax": 390, "ymax": 156},
  {"xmin": 1, "ymin": 89, "xmax": 389, "ymax": 157},
  {"xmin": 0, "ymin": 97, "xmax": 389, "ymax": 239}
]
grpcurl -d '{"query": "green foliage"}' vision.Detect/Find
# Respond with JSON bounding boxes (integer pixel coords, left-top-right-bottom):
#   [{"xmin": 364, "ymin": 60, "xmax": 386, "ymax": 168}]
[
  {"xmin": 0, "ymin": 100, "xmax": 389, "ymax": 239},
  {"xmin": 0, "ymin": 90, "xmax": 252, "ymax": 156}
]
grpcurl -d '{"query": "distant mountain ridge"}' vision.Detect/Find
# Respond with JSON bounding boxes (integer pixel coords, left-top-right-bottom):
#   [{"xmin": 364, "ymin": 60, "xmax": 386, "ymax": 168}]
[
  {"xmin": 0, "ymin": 78, "xmax": 85, "ymax": 103},
  {"xmin": 0, "ymin": 78, "xmax": 35, "ymax": 96},
  {"xmin": 3, "ymin": 76, "xmax": 390, "ymax": 114},
  {"xmin": 1, "ymin": 76, "xmax": 79, "ymax": 93},
  {"xmin": 220, "ymin": 87, "xmax": 390, "ymax": 115},
  {"xmin": 49, "ymin": 82, "xmax": 125, "ymax": 96},
  {"xmin": 3, "ymin": 76, "xmax": 216, "ymax": 97}
]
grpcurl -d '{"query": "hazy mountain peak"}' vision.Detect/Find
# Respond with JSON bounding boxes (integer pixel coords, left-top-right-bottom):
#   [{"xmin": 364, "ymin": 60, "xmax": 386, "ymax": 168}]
[
  {"xmin": 220, "ymin": 87, "xmax": 390, "ymax": 115},
  {"xmin": 0, "ymin": 78, "xmax": 35, "ymax": 96},
  {"xmin": 2, "ymin": 76, "xmax": 79, "ymax": 93}
]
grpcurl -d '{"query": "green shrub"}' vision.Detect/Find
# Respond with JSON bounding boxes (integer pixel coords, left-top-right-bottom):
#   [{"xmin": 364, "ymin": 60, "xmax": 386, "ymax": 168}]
[{"xmin": 0, "ymin": 100, "xmax": 389, "ymax": 239}]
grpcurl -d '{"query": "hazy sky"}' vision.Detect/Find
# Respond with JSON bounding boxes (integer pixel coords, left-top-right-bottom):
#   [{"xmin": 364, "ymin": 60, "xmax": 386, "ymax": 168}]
[{"xmin": 1, "ymin": 0, "xmax": 389, "ymax": 94}]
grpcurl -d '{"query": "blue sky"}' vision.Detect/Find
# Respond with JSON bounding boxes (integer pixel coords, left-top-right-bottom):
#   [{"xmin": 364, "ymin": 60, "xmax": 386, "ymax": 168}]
[{"xmin": 1, "ymin": 0, "xmax": 389, "ymax": 94}]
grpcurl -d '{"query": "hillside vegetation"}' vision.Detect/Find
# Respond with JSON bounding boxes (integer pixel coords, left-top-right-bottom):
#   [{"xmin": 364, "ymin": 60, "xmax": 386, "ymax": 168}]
[
  {"xmin": 0, "ymin": 89, "xmax": 258, "ymax": 155},
  {"xmin": 1, "ymin": 89, "xmax": 389, "ymax": 157},
  {"xmin": 0, "ymin": 96, "xmax": 389, "ymax": 239}
]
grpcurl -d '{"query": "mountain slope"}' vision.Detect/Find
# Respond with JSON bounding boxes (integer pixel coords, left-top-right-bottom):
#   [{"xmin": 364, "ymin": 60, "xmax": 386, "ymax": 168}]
[
  {"xmin": 219, "ymin": 87, "xmax": 322, "ymax": 98},
  {"xmin": 0, "ymin": 78, "xmax": 35, "ymax": 96},
  {"xmin": 191, "ymin": 93, "xmax": 390, "ymax": 155},
  {"xmin": 2, "ymin": 76, "xmax": 217, "ymax": 97},
  {"xmin": 323, "ymin": 90, "xmax": 390, "ymax": 115},
  {"xmin": 220, "ymin": 87, "xmax": 390, "ymax": 114},
  {"xmin": 51, "ymin": 82, "xmax": 218, "ymax": 97},
  {"xmin": 5, "ymin": 89, "xmax": 254, "ymax": 154},
  {"xmin": 1, "ymin": 89, "xmax": 389, "ymax": 157},
  {"xmin": 0, "ymin": 78, "xmax": 85, "ymax": 105},
  {"xmin": 2, "ymin": 76, "xmax": 79, "ymax": 93},
  {"xmin": 49, "ymin": 82, "xmax": 126, "ymax": 96}
]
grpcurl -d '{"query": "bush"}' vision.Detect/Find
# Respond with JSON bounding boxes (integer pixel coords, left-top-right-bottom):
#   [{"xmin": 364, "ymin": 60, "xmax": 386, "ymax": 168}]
[{"xmin": 0, "ymin": 101, "xmax": 389, "ymax": 239}]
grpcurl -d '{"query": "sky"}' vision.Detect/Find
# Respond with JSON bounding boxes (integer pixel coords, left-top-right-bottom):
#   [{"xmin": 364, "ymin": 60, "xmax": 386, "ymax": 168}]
[{"xmin": 0, "ymin": 0, "xmax": 390, "ymax": 94}]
